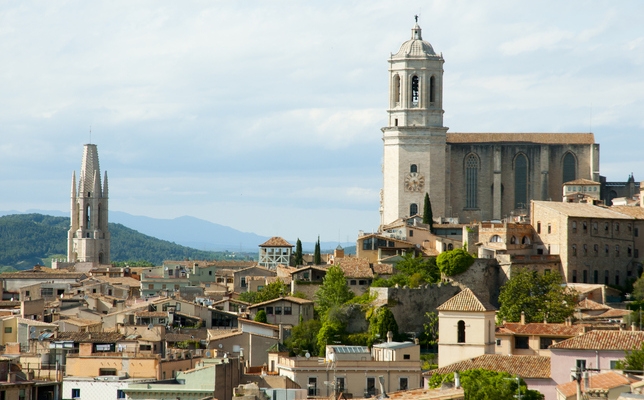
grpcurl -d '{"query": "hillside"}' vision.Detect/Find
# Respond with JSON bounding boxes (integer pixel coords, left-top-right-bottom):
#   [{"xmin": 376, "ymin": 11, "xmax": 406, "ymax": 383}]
[{"xmin": 0, "ymin": 214, "xmax": 241, "ymax": 268}]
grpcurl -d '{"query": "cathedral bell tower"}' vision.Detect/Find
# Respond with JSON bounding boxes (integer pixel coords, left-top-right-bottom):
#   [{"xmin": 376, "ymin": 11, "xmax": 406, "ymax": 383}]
[
  {"xmin": 67, "ymin": 144, "xmax": 110, "ymax": 264},
  {"xmin": 381, "ymin": 20, "xmax": 448, "ymax": 227}
]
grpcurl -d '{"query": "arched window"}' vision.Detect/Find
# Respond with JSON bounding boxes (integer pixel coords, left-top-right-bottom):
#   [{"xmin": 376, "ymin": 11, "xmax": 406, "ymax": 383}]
[
  {"xmin": 410, "ymin": 164, "xmax": 418, "ymax": 173},
  {"xmin": 429, "ymin": 76, "xmax": 436, "ymax": 103},
  {"xmin": 563, "ymin": 153, "xmax": 577, "ymax": 184},
  {"xmin": 514, "ymin": 154, "xmax": 528, "ymax": 209},
  {"xmin": 411, "ymin": 75, "xmax": 419, "ymax": 106},
  {"xmin": 522, "ymin": 236, "xmax": 531, "ymax": 244},
  {"xmin": 393, "ymin": 74, "xmax": 401, "ymax": 105},
  {"xmin": 457, "ymin": 320, "xmax": 466, "ymax": 343},
  {"xmin": 448, "ymin": 243, "xmax": 453, "ymax": 250},
  {"xmin": 97, "ymin": 204, "xmax": 102, "ymax": 228},
  {"xmin": 98, "ymin": 253, "xmax": 104, "ymax": 264},
  {"xmin": 490, "ymin": 235, "xmax": 502, "ymax": 243},
  {"xmin": 465, "ymin": 155, "xmax": 479, "ymax": 209},
  {"xmin": 86, "ymin": 204, "xmax": 91, "ymax": 228},
  {"xmin": 510, "ymin": 236, "xmax": 517, "ymax": 244},
  {"xmin": 410, "ymin": 203, "xmax": 418, "ymax": 216}
]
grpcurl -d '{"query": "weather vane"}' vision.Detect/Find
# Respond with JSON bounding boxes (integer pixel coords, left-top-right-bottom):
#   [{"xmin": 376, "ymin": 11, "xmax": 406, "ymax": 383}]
[{"xmin": 415, "ymin": 14, "xmax": 418, "ymax": 23}]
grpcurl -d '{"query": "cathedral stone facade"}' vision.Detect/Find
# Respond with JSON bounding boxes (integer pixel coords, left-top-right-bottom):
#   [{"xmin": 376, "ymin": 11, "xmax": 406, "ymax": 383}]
[
  {"xmin": 67, "ymin": 144, "xmax": 110, "ymax": 264},
  {"xmin": 381, "ymin": 22, "xmax": 600, "ymax": 226}
]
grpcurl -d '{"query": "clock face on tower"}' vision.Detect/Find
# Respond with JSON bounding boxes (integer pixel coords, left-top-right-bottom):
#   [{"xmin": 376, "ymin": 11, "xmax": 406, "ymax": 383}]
[{"xmin": 404, "ymin": 172, "xmax": 425, "ymax": 192}]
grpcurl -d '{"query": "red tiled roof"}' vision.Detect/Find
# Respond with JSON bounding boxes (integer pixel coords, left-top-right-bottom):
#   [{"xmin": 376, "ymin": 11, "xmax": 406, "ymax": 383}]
[
  {"xmin": 595, "ymin": 308, "xmax": 631, "ymax": 318},
  {"xmin": 437, "ymin": 288, "xmax": 496, "ymax": 312},
  {"xmin": 372, "ymin": 264, "xmax": 394, "ymax": 275},
  {"xmin": 496, "ymin": 323, "xmax": 587, "ymax": 337},
  {"xmin": 556, "ymin": 371, "xmax": 635, "ymax": 398},
  {"xmin": 424, "ymin": 354, "xmax": 550, "ymax": 379},
  {"xmin": 335, "ymin": 258, "xmax": 374, "ymax": 278},
  {"xmin": 248, "ymin": 296, "xmax": 313, "ymax": 308},
  {"xmin": 549, "ymin": 330, "xmax": 644, "ymax": 350},
  {"xmin": 577, "ymin": 298, "xmax": 610, "ymax": 311},
  {"xmin": 447, "ymin": 132, "xmax": 595, "ymax": 145},
  {"xmin": 259, "ymin": 237, "xmax": 293, "ymax": 247}
]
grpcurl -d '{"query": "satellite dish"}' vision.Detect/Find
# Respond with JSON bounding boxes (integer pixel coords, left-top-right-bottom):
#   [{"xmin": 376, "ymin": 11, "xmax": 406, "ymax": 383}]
[
  {"xmin": 205, "ymin": 351, "xmax": 211, "ymax": 357},
  {"xmin": 218, "ymin": 344, "xmax": 223, "ymax": 349},
  {"xmin": 305, "ymin": 352, "xmax": 311, "ymax": 359},
  {"xmin": 147, "ymin": 324, "xmax": 154, "ymax": 330}
]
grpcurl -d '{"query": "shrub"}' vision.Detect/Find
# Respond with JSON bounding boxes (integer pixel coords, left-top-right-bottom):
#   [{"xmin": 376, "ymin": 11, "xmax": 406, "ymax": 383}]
[{"xmin": 437, "ymin": 248, "xmax": 474, "ymax": 276}]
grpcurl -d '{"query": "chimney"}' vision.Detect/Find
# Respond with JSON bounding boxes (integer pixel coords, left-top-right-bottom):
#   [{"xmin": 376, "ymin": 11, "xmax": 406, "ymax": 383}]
[
  {"xmin": 520, "ymin": 311, "xmax": 525, "ymax": 325},
  {"xmin": 387, "ymin": 331, "xmax": 393, "ymax": 343}
]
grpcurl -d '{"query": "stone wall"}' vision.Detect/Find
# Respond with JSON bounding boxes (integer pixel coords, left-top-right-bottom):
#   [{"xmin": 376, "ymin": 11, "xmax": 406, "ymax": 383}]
[{"xmin": 370, "ymin": 258, "xmax": 500, "ymax": 333}]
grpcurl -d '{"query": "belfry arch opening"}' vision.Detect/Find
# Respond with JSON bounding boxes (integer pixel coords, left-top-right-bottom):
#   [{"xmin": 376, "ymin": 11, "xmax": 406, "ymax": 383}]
[
  {"xmin": 411, "ymin": 75, "xmax": 419, "ymax": 107},
  {"xmin": 393, "ymin": 74, "xmax": 401, "ymax": 106},
  {"xmin": 429, "ymin": 76, "xmax": 436, "ymax": 103}
]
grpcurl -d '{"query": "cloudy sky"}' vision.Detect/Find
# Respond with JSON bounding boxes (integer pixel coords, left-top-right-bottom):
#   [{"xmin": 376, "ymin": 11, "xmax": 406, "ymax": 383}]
[{"xmin": 1, "ymin": 1, "xmax": 643, "ymax": 242}]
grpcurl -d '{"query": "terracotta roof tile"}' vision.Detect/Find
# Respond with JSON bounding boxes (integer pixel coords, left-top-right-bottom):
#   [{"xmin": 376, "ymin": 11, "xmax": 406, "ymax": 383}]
[
  {"xmin": 564, "ymin": 178, "xmax": 600, "ymax": 185},
  {"xmin": 556, "ymin": 371, "xmax": 635, "ymax": 398},
  {"xmin": 437, "ymin": 288, "xmax": 496, "ymax": 312},
  {"xmin": 447, "ymin": 132, "xmax": 595, "ymax": 145},
  {"xmin": 424, "ymin": 354, "xmax": 550, "ymax": 379},
  {"xmin": 57, "ymin": 331, "xmax": 124, "ymax": 343},
  {"xmin": 335, "ymin": 258, "xmax": 374, "ymax": 278},
  {"xmin": 611, "ymin": 205, "xmax": 644, "ymax": 219},
  {"xmin": 577, "ymin": 299, "xmax": 610, "ymax": 311},
  {"xmin": 533, "ymin": 201, "xmax": 634, "ymax": 220},
  {"xmin": 248, "ymin": 296, "xmax": 314, "ymax": 308},
  {"xmin": 496, "ymin": 323, "xmax": 587, "ymax": 337},
  {"xmin": 595, "ymin": 308, "xmax": 631, "ymax": 318},
  {"xmin": 372, "ymin": 264, "xmax": 394, "ymax": 275},
  {"xmin": 549, "ymin": 330, "xmax": 644, "ymax": 350},
  {"xmin": 259, "ymin": 237, "xmax": 293, "ymax": 247}
]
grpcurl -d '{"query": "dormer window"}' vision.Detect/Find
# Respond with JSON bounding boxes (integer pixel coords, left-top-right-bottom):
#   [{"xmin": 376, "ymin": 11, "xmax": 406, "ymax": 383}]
[{"xmin": 410, "ymin": 164, "xmax": 418, "ymax": 173}]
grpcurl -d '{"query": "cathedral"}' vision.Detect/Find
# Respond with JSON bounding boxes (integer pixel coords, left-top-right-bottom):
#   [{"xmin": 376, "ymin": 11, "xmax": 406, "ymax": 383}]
[
  {"xmin": 381, "ymin": 21, "xmax": 599, "ymax": 227},
  {"xmin": 66, "ymin": 144, "xmax": 110, "ymax": 264}
]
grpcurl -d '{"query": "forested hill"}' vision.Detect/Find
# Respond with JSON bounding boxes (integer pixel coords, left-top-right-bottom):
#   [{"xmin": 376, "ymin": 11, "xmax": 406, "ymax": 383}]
[{"xmin": 0, "ymin": 213, "xmax": 223, "ymax": 269}]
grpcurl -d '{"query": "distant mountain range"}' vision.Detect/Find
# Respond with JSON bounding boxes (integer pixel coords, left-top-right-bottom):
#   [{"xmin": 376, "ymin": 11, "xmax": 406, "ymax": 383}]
[{"xmin": 0, "ymin": 210, "xmax": 355, "ymax": 268}]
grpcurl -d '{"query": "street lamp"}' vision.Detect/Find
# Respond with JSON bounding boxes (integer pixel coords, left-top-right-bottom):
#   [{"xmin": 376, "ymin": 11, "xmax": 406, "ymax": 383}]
[{"xmin": 504, "ymin": 375, "xmax": 521, "ymax": 400}]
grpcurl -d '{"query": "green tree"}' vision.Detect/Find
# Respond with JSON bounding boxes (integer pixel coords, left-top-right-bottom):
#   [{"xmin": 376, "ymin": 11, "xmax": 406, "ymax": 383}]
[
  {"xmin": 254, "ymin": 310, "xmax": 267, "ymax": 323},
  {"xmin": 315, "ymin": 265, "xmax": 354, "ymax": 317},
  {"xmin": 428, "ymin": 369, "xmax": 543, "ymax": 400},
  {"xmin": 368, "ymin": 307, "xmax": 399, "ymax": 342},
  {"xmin": 615, "ymin": 342, "xmax": 644, "ymax": 371},
  {"xmin": 497, "ymin": 269, "xmax": 577, "ymax": 323},
  {"xmin": 423, "ymin": 193, "xmax": 433, "ymax": 232},
  {"xmin": 239, "ymin": 279, "xmax": 289, "ymax": 304},
  {"xmin": 285, "ymin": 319, "xmax": 321, "ymax": 356},
  {"xmin": 420, "ymin": 311, "xmax": 438, "ymax": 351},
  {"xmin": 294, "ymin": 238, "xmax": 304, "ymax": 266},
  {"xmin": 371, "ymin": 254, "xmax": 440, "ymax": 288},
  {"xmin": 437, "ymin": 248, "xmax": 475, "ymax": 276},
  {"xmin": 314, "ymin": 236, "xmax": 321, "ymax": 265}
]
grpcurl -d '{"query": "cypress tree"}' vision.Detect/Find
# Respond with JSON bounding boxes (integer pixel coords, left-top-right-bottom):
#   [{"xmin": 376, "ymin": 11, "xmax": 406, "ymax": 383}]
[
  {"xmin": 314, "ymin": 236, "xmax": 321, "ymax": 265},
  {"xmin": 294, "ymin": 238, "xmax": 304, "ymax": 266},
  {"xmin": 423, "ymin": 192, "xmax": 434, "ymax": 232}
]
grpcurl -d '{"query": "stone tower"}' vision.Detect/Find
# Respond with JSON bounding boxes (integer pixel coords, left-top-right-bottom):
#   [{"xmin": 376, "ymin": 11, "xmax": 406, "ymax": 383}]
[
  {"xmin": 381, "ymin": 20, "xmax": 448, "ymax": 227},
  {"xmin": 67, "ymin": 144, "xmax": 110, "ymax": 264}
]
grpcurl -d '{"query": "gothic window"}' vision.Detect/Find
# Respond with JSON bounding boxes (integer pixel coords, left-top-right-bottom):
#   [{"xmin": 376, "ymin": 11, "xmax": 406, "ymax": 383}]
[
  {"xmin": 490, "ymin": 235, "xmax": 502, "ymax": 243},
  {"xmin": 98, "ymin": 253, "xmax": 104, "ymax": 264},
  {"xmin": 411, "ymin": 75, "xmax": 419, "ymax": 107},
  {"xmin": 514, "ymin": 154, "xmax": 528, "ymax": 209},
  {"xmin": 86, "ymin": 204, "xmax": 91, "ymax": 228},
  {"xmin": 410, "ymin": 203, "xmax": 418, "ymax": 216},
  {"xmin": 522, "ymin": 236, "xmax": 531, "ymax": 244},
  {"xmin": 510, "ymin": 236, "xmax": 517, "ymax": 244},
  {"xmin": 563, "ymin": 153, "xmax": 577, "ymax": 184},
  {"xmin": 410, "ymin": 164, "xmax": 418, "ymax": 173},
  {"xmin": 457, "ymin": 320, "xmax": 466, "ymax": 343},
  {"xmin": 97, "ymin": 204, "xmax": 102, "ymax": 228},
  {"xmin": 465, "ymin": 154, "xmax": 479, "ymax": 209},
  {"xmin": 393, "ymin": 74, "xmax": 401, "ymax": 106},
  {"xmin": 429, "ymin": 75, "xmax": 436, "ymax": 103}
]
